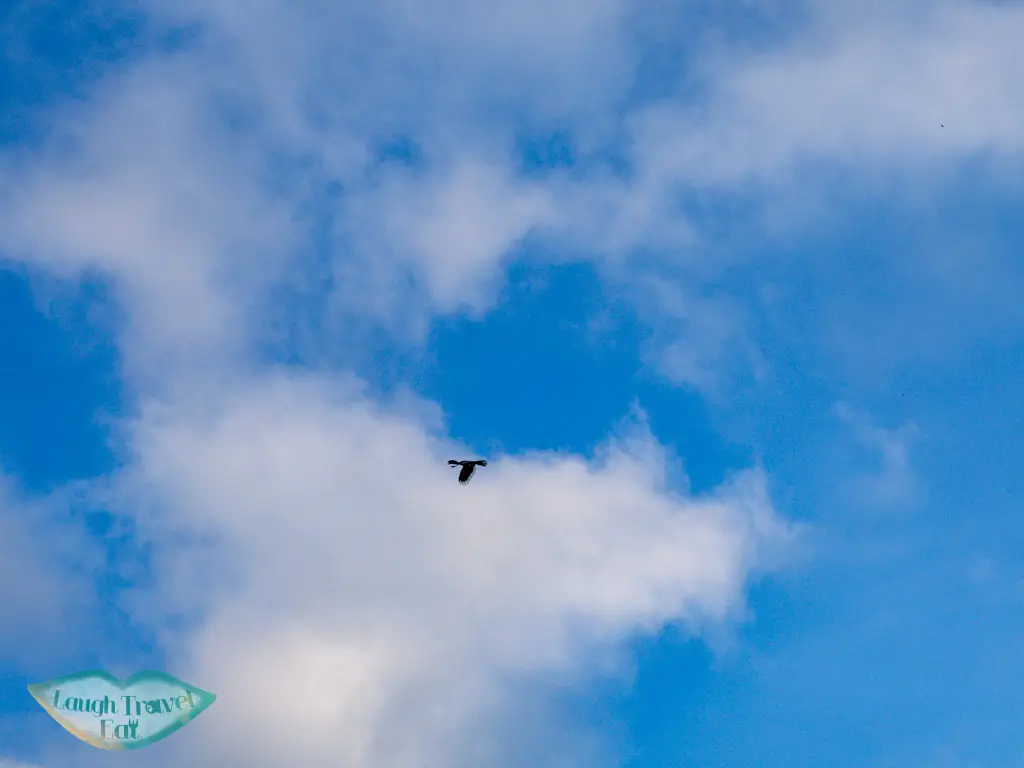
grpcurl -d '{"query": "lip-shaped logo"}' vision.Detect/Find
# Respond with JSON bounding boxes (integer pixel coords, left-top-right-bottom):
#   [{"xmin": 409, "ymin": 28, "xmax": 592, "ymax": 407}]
[{"xmin": 28, "ymin": 670, "xmax": 215, "ymax": 750}]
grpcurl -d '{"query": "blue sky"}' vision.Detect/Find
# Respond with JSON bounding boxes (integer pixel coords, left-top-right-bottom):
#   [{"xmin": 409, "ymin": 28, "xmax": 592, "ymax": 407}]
[{"xmin": 2, "ymin": 1, "xmax": 1024, "ymax": 766}]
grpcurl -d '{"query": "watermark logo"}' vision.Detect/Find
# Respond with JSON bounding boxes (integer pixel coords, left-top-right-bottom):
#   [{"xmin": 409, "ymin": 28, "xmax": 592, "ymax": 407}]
[{"xmin": 28, "ymin": 670, "xmax": 215, "ymax": 750}]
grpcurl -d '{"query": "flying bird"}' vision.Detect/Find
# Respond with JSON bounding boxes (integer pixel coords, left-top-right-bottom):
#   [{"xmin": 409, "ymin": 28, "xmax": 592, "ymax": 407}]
[{"xmin": 448, "ymin": 459, "xmax": 487, "ymax": 484}]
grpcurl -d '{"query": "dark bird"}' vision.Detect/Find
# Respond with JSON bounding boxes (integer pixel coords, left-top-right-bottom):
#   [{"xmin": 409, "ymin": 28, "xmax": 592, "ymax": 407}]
[{"xmin": 448, "ymin": 459, "xmax": 487, "ymax": 484}]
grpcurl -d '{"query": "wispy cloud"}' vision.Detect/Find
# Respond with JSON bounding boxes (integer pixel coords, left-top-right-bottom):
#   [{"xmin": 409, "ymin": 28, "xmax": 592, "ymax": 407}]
[
  {"xmin": 3, "ymin": 0, "xmax": 1024, "ymax": 385},
  {"xmin": 834, "ymin": 402, "xmax": 921, "ymax": 509},
  {"xmin": 0, "ymin": 473, "xmax": 104, "ymax": 669}
]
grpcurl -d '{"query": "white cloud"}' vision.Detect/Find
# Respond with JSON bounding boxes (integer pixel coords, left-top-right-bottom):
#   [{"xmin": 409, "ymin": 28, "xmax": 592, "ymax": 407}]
[
  {"xmin": 0, "ymin": 475, "xmax": 103, "ymax": 668},
  {"xmin": 630, "ymin": 0, "xmax": 1024, "ymax": 188},
  {"xmin": 0, "ymin": 54, "xmax": 298, "ymax": 382},
  {"xmin": 337, "ymin": 157, "xmax": 557, "ymax": 324},
  {"xmin": 22, "ymin": 2, "xmax": 1012, "ymax": 765},
  {"xmin": 146, "ymin": 0, "xmax": 633, "ymax": 136},
  {"xmin": 9, "ymin": 2, "xmax": 1024, "ymax": 767},
  {"xmin": 834, "ymin": 402, "xmax": 921, "ymax": 508},
  {"xmin": 81, "ymin": 372, "xmax": 794, "ymax": 767},
  {"xmin": 3, "ymin": 0, "xmax": 1023, "ymax": 390},
  {"xmin": 6, "ymin": 2, "xmax": 1019, "ymax": 758}
]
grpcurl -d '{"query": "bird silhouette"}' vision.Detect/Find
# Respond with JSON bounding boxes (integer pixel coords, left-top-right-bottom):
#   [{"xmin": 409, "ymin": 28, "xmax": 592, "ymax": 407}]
[{"xmin": 448, "ymin": 459, "xmax": 487, "ymax": 484}]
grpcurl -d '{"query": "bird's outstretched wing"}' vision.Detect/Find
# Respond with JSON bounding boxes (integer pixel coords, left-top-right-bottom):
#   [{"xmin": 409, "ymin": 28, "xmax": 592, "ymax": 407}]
[{"xmin": 448, "ymin": 460, "xmax": 461, "ymax": 466}]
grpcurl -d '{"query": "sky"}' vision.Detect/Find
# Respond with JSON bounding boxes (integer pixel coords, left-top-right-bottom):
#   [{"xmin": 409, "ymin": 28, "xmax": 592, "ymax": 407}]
[{"xmin": 1, "ymin": 0, "xmax": 1024, "ymax": 765}]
